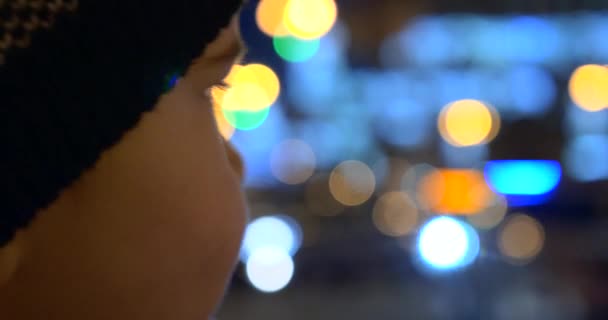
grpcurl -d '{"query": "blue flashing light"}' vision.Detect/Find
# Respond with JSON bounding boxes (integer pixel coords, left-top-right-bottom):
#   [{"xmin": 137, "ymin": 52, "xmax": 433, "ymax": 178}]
[{"xmin": 484, "ymin": 160, "xmax": 562, "ymax": 196}]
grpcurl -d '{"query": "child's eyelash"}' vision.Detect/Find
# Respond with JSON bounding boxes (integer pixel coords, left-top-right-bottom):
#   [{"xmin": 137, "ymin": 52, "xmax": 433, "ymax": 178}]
[
  {"xmin": 206, "ymin": 81, "xmax": 232, "ymax": 101},
  {"xmin": 213, "ymin": 80, "xmax": 231, "ymax": 91}
]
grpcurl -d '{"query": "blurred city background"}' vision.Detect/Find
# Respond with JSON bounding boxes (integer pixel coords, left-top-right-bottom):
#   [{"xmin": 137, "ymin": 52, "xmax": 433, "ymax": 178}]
[{"xmin": 204, "ymin": 0, "xmax": 608, "ymax": 319}]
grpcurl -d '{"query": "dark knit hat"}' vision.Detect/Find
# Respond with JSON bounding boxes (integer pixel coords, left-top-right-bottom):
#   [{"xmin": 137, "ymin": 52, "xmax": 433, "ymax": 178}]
[{"xmin": 0, "ymin": 0, "xmax": 242, "ymax": 246}]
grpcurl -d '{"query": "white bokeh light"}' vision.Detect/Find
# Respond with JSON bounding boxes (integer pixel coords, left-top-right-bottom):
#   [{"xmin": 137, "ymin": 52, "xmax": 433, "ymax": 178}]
[
  {"xmin": 246, "ymin": 247, "xmax": 295, "ymax": 293},
  {"xmin": 240, "ymin": 216, "xmax": 301, "ymax": 262},
  {"xmin": 417, "ymin": 217, "xmax": 480, "ymax": 271}
]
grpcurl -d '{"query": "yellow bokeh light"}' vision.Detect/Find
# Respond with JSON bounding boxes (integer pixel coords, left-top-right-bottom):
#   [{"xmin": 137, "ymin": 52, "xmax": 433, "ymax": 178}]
[
  {"xmin": 467, "ymin": 194, "xmax": 508, "ymax": 230},
  {"xmin": 212, "ymin": 63, "xmax": 281, "ymax": 112},
  {"xmin": 305, "ymin": 174, "xmax": 344, "ymax": 217},
  {"xmin": 372, "ymin": 192, "xmax": 418, "ymax": 237},
  {"xmin": 417, "ymin": 169, "xmax": 494, "ymax": 215},
  {"xmin": 329, "ymin": 160, "xmax": 376, "ymax": 206},
  {"xmin": 221, "ymin": 83, "xmax": 270, "ymax": 112},
  {"xmin": 221, "ymin": 64, "xmax": 243, "ymax": 86},
  {"xmin": 569, "ymin": 64, "xmax": 608, "ymax": 112},
  {"xmin": 256, "ymin": 0, "xmax": 290, "ymax": 37},
  {"xmin": 210, "ymin": 89, "xmax": 235, "ymax": 140},
  {"xmin": 283, "ymin": 0, "xmax": 338, "ymax": 40},
  {"xmin": 498, "ymin": 214, "xmax": 545, "ymax": 264},
  {"xmin": 270, "ymin": 139, "xmax": 316, "ymax": 185},
  {"xmin": 232, "ymin": 64, "xmax": 281, "ymax": 106},
  {"xmin": 438, "ymin": 99, "xmax": 500, "ymax": 147}
]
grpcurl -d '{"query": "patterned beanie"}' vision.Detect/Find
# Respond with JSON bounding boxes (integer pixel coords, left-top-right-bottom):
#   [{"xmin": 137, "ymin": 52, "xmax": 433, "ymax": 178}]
[{"xmin": 0, "ymin": 0, "xmax": 242, "ymax": 246}]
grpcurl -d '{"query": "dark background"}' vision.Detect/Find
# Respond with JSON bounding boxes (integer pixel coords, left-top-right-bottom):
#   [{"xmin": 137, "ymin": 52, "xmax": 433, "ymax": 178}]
[{"xmin": 217, "ymin": 1, "xmax": 608, "ymax": 319}]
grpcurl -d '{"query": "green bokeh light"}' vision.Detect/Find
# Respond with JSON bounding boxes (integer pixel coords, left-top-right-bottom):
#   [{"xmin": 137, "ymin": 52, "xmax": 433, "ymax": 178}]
[
  {"xmin": 273, "ymin": 35, "xmax": 321, "ymax": 63},
  {"xmin": 222, "ymin": 107, "xmax": 271, "ymax": 131}
]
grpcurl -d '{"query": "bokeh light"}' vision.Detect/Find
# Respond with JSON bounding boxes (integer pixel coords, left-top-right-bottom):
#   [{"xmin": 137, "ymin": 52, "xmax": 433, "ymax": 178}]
[
  {"xmin": 246, "ymin": 247, "xmax": 295, "ymax": 293},
  {"xmin": 270, "ymin": 139, "xmax": 317, "ymax": 185},
  {"xmin": 568, "ymin": 64, "xmax": 608, "ymax": 112},
  {"xmin": 222, "ymin": 107, "xmax": 271, "ymax": 131},
  {"xmin": 210, "ymin": 63, "xmax": 281, "ymax": 131},
  {"xmin": 329, "ymin": 160, "xmax": 376, "ymax": 206},
  {"xmin": 564, "ymin": 103, "xmax": 608, "ymax": 136},
  {"xmin": 211, "ymin": 85, "xmax": 269, "ymax": 132},
  {"xmin": 273, "ymin": 35, "xmax": 321, "ymax": 63},
  {"xmin": 241, "ymin": 215, "xmax": 301, "ymax": 262},
  {"xmin": 220, "ymin": 83, "xmax": 271, "ymax": 113},
  {"xmin": 283, "ymin": 0, "xmax": 338, "ymax": 40},
  {"xmin": 438, "ymin": 99, "xmax": 501, "ymax": 147},
  {"xmin": 396, "ymin": 16, "xmax": 457, "ymax": 66},
  {"xmin": 255, "ymin": 0, "xmax": 290, "ymax": 37},
  {"xmin": 372, "ymin": 192, "xmax": 419, "ymax": 237},
  {"xmin": 417, "ymin": 217, "xmax": 480, "ymax": 271},
  {"xmin": 371, "ymin": 97, "xmax": 433, "ymax": 149},
  {"xmin": 440, "ymin": 142, "xmax": 489, "ymax": 168},
  {"xmin": 224, "ymin": 64, "xmax": 281, "ymax": 111},
  {"xmin": 506, "ymin": 65, "xmax": 556, "ymax": 117},
  {"xmin": 467, "ymin": 194, "xmax": 508, "ymax": 230},
  {"xmin": 498, "ymin": 214, "xmax": 545, "ymax": 264},
  {"xmin": 484, "ymin": 160, "xmax": 562, "ymax": 196},
  {"xmin": 563, "ymin": 134, "xmax": 608, "ymax": 182},
  {"xmin": 417, "ymin": 169, "xmax": 494, "ymax": 215}
]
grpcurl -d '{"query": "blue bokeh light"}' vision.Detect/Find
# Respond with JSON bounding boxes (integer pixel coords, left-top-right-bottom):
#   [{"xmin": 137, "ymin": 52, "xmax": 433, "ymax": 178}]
[
  {"xmin": 506, "ymin": 65, "xmax": 556, "ymax": 117},
  {"xmin": 563, "ymin": 135, "xmax": 608, "ymax": 182},
  {"xmin": 432, "ymin": 70, "xmax": 484, "ymax": 107},
  {"xmin": 471, "ymin": 16, "xmax": 563, "ymax": 65},
  {"xmin": 372, "ymin": 98, "xmax": 433, "ymax": 149},
  {"xmin": 564, "ymin": 104, "xmax": 608, "ymax": 136},
  {"xmin": 417, "ymin": 217, "xmax": 480, "ymax": 271},
  {"xmin": 502, "ymin": 16, "xmax": 563, "ymax": 64},
  {"xmin": 440, "ymin": 142, "xmax": 489, "ymax": 168},
  {"xmin": 286, "ymin": 22, "xmax": 349, "ymax": 116},
  {"xmin": 579, "ymin": 15, "xmax": 608, "ymax": 61},
  {"xmin": 400, "ymin": 17, "xmax": 457, "ymax": 66},
  {"xmin": 484, "ymin": 160, "xmax": 562, "ymax": 196}
]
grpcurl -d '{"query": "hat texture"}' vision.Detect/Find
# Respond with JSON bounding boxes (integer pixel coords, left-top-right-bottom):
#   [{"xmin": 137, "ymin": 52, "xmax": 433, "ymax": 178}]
[{"xmin": 0, "ymin": 0, "xmax": 242, "ymax": 245}]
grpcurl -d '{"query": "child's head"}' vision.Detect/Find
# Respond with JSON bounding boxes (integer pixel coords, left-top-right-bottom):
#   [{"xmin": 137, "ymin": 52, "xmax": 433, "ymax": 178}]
[{"xmin": 0, "ymin": 1, "xmax": 247, "ymax": 319}]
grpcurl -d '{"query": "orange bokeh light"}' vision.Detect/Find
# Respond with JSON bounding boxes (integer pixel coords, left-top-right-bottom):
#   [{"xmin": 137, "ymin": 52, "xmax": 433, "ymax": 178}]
[
  {"xmin": 569, "ymin": 64, "xmax": 608, "ymax": 112},
  {"xmin": 438, "ymin": 99, "xmax": 500, "ymax": 147},
  {"xmin": 498, "ymin": 214, "xmax": 545, "ymax": 264},
  {"xmin": 256, "ymin": 0, "xmax": 290, "ymax": 37},
  {"xmin": 418, "ymin": 169, "xmax": 494, "ymax": 215}
]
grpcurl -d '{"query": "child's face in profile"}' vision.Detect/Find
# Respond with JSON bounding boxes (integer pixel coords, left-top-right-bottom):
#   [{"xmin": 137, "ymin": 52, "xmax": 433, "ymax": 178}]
[{"xmin": 0, "ymin": 17, "xmax": 248, "ymax": 320}]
